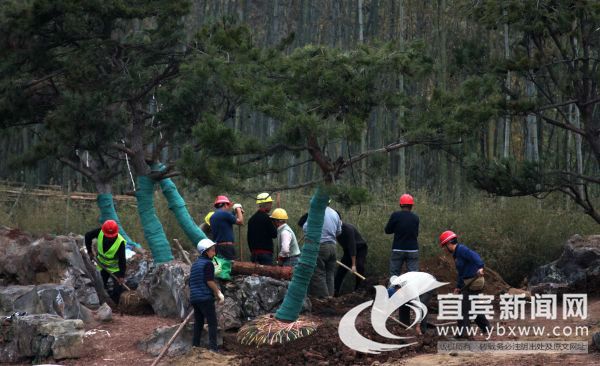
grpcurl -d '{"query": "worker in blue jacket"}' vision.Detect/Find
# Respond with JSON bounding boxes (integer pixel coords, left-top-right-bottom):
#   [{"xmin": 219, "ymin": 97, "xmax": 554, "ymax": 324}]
[{"xmin": 439, "ymin": 230, "xmax": 490, "ymax": 337}]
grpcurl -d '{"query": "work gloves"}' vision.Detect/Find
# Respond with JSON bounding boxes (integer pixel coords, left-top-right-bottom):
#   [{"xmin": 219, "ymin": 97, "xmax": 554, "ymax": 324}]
[
  {"xmin": 232, "ymin": 203, "xmax": 244, "ymax": 214},
  {"xmin": 217, "ymin": 291, "xmax": 225, "ymax": 304}
]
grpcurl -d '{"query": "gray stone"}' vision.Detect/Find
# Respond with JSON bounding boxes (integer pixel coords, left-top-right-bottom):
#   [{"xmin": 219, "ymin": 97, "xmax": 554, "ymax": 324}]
[
  {"xmin": 95, "ymin": 302, "xmax": 112, "ymax": 322},
  {"xmin": 529, "ymin": 234, "xmax": 600, "ymax": 294},
  {"xmin": 137, "ymin": 261, "xmax": 190, "ymax": 318},
  {"xmin": 593, "ymin": 332, "xmax": 600, "ymax": 351},
  {"xmin": 217, "ymin": 275, "xmax": 311, "ymax": 330},
  {"xmin": 0, "ymin": 314, "xmax": 84, "ymax": 363},
  {"xmin": 0, "ymin": 227, "xmax": 100, "ymax": 307},
  {"xmin": 0, "ymin": 284, "xmax": 85, "ymax": 321},
  {"xmin": 137, "ymin": 320, "xmax": 222, "ymax": 357}
]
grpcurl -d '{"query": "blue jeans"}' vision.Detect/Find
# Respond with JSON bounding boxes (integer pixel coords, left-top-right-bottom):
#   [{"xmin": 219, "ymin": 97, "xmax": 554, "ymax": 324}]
[
  {"xmin": 280, "ymin": 255, "xmax": 299, "ymax": 267},
  {"xmin": 389, "ymin": 251, "xmax": 419, "ymax": 276}
]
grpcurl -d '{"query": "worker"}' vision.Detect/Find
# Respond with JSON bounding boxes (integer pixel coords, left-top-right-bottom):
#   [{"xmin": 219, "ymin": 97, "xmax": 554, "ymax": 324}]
[
  {"xmin": 247, "ymin": 192, "xmax": 278, "ymax": 265},
  {"xmin": 270, "ymin": 208, "xmax": 300, "ymax": 267},
  {"xmin": 199, "ymin": 211, "xmax": 214, "ymax": 241},
  {"xmin": 84, "ymin": 220, "xmax": 127, "ymax": 304},
  {"xmin": 439, "ymin": 230, "xmax": 490, "ymax": 337},
  {"xmin": 385, "ymin": 194, "xmax": 419, "ymax": 276},
  {"xmin": 301, "ymin": 203, "xmax": 342, "ymax": 298},
  {"xmin": 210, "ymin": 195, "xmax": 243, "ymax": 280},
  {"xmin": 334, "ymin": 214, "xmax": 368, "ymax": 296},
  {"xmin": 190, "ymin": 238, "xmax": 225, "ymax": 352}
]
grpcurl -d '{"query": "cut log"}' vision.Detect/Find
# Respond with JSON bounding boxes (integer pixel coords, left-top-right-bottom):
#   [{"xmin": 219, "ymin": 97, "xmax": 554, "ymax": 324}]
[{"xmin": 231, "ymin": 261, "xmax": 293, "ymax": 280}]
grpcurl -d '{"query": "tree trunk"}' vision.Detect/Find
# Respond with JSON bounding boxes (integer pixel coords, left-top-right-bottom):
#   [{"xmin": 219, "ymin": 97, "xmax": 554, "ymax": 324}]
[
  {"xmin": 130, "ymin": 108, "xmax": 173, "ymax": 264},
  {"xmin": 232, "ymin": 261, "xmax": 292, "ymax": 280},
  {"xmin": 275, "ymin": 187, "xmax": 328, "ymax": 322}
]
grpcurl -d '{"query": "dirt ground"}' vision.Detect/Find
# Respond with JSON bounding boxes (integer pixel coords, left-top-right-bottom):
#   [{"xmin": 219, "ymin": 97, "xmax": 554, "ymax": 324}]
[{"xmin": 47, "ymin": 256, "xmax": 599, "ymax": 366}]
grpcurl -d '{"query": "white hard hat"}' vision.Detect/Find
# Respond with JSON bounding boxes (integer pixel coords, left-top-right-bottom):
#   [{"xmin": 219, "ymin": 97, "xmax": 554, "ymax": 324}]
[
  {"xmin": 197, "ymin": 238, "xmax": 216, "ymax": 255},
  {"xmin": 389, "ymin": 275, "xmax": 400, "ymax": 287}
]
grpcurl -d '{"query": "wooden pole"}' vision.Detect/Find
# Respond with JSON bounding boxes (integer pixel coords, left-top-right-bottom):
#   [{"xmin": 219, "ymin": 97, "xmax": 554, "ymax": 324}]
[
  {"xmin": 150, "ymin": 310, "xmax": 194, "ymax": 366},
  {"xmin": 336, "ymin": 260, "xmax": 366, "ymax": 280},
  {"xmin": 173, "ymin": 239, "xmax": 192, "ymax": 265},
  {"xmin": 92, "ymin": 259, "xmax": 132, "ymax": 291},
  {"xmin": 238, "ymin": 225, "xmax": 243, "ymax": 261}
]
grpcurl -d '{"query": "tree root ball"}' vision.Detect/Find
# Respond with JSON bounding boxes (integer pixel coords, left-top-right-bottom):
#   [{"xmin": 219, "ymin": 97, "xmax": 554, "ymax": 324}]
[{"xmin": 237, "ymin": 314, "xmax": 319, "ymax": 346}]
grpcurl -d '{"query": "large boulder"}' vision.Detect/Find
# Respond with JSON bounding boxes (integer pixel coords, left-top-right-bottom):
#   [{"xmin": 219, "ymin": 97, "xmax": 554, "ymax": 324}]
[
  {"xmin": 0, "ymin": 314, "xmax": 84, "ymax": 363},
  {"xmin": 137, "ymin": 261, "xmax": 190, "ymax": 318},
  {"xmin": 219, "ymin": 276, "xmax": 311, "ymax": 330},
  {"xmin": 0, "ymin": 227, "xmax": 100, "ymax": 307},
  {"xmin": 529, "ymin": 234, "xmax": 600, "ymax": 294},
  {"xmin": 0, "ymin": 284, "xmax": 85, "ymax": 320},
  {"xmin": 137, "ymin": 321, "xmax": 223, "ymax": 357}
]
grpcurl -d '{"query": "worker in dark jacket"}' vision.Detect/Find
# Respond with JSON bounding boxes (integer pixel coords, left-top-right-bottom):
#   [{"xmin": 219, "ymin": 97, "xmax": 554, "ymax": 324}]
[
  {"xmin": 385, "ymin": 194, "xmax": 419, "ymax": 276},
  {"xmin": 439, "ymin": 230, "xmax": 490, "ymax": 337},
  {"xmin": 84, "ymin": 220, "xmax": 127, "ymax": 304},
  {"xmin": 190, "ymin": 238, "xmax": 224, "ymax": 351},
  {"xmin": 334, "ymin": 220, "xmax": 368, "ymax": 296},
  {"xmin": 247, "ymin": 192, "xmax": 278, "ymax": 265}
]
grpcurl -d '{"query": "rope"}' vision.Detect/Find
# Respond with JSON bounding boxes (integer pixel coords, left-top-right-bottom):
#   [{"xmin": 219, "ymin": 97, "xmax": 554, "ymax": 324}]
[{"xmin": 122, "ymin": 139, "xmax": 136, "ymax": 191}]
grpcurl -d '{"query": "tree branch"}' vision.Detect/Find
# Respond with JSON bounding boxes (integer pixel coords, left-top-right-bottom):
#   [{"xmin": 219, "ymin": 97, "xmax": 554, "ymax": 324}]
[{"xmin": 538, "ymin": 114, "xmax": 585, "ymax": 136}]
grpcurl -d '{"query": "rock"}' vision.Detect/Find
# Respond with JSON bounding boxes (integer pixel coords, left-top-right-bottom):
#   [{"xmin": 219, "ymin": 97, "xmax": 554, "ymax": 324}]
[
  {"xmin": 137, "ymin": 321, "xmax": 223, "ymax": 357},
  {"xmin": 0, "ymin": 284, "xmax": 85, "ymax": 321},
  {"xmin": 78, "ymin": 304, "xmax": 94, "ymax": 324},
  {"xmin": 0, "ymin": 227, "xmax": 100, "ymax": 307},
  {"xmin": 95, "ymin": 302, "xmax": 112, "ymax": 322},
  {"xmin": 528, "ymin": 234, "xmax": 600, "ymax": 294},
  {"xmin": 0, "ymin": 314, "xmax": 84, "ymax": 363},
  {"xmin": 593, "ymin": 332, "xmax": 600, "ymax": 351},
  {"xmin": 218, "ymin": 275, "xmax": 311, "ymax": 330},
  {"xmin": 137, "ymin": 261, "xmax": 190, "ymax": 318},
  {"xmin": 505, "ymin": 288, "xmax": 531, "ymax": 297},
  {"xmin": 125, "ymin": 255, "xmax": 153, "ymax": 290}
]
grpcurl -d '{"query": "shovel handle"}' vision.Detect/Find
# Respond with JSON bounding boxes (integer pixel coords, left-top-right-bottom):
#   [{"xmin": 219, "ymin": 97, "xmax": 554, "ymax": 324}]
[
  {"xmin": 93, "ymin": 259, "xmax": 131, "ymax": 291},
  {"xmin": 336, "ymin": 260, "xmax": 366, "ymax": 280}
]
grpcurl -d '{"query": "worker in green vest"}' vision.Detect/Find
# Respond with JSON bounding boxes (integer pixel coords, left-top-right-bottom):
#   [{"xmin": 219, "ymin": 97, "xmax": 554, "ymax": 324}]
[{"xmin": 84, "ymin": 220, "xmax": 127, "ymax": 304}]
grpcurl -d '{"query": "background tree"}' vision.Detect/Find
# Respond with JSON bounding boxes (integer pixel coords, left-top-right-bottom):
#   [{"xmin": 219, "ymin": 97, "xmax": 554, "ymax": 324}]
[{"xmin": 463, "ymin": 0, "xmax": 600, "ymax": 224}]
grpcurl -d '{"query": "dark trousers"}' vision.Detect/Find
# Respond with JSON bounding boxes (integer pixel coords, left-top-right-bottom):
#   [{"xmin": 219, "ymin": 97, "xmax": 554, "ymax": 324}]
[
  {"xmin": 251, "ymin": 251, "xmax": 273, "ymax": 265},
  {"xmin": 192, "ymin": 300, "xmax": 218, "ymax": 351},
  {"xmin": 398, "ymin": 290, "xmax": 433, "ymax": 332},
  {"xmin": 100, "ymin": 270, "xmax": 123, "ymax": 305},
  {"xmin": 458, "ymin": 287, "xmax": 491, "ymax": 335},
  {"xmin": 334, "ymin": 246, "xmax": 368, "ymax": 296}
]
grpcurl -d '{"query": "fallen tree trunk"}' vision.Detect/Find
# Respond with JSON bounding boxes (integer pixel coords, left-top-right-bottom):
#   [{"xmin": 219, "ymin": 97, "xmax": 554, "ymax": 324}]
[{"xmin": 231, "ymin": 261, "xmax": 293, "ymax": 280}]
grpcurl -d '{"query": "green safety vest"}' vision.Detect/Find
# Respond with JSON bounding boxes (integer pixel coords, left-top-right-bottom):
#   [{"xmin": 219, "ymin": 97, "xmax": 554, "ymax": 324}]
[{"xmin": 96, "ymin": 231, "xmax": 125, "ymax": 273}]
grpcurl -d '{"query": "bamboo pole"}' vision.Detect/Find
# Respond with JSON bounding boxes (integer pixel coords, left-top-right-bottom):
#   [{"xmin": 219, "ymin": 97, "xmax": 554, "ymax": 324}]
[
  {"xmin": 150, "ymin": 310, "xmax": 194, "ymax": 366},
  {"xmin": 173, "ymin": 239, "xmax": 192, "ymax": 265}
]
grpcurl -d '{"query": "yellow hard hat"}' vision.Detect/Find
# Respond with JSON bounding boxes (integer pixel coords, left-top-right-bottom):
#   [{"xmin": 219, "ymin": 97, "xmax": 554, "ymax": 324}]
[
  {"xmin": 256, "ymin": 192, "xmax": 274, "ymax": 204},
  {"xmin": 270, "ymin": 208, "xmax": 288, "ymax": 220},
  {"xmin": 204, "ymin": 211, "xmax": 214, "ymax": 225}
]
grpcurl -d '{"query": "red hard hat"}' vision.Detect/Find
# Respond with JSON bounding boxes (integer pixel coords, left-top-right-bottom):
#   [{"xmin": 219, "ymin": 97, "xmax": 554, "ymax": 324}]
[
  {"xmin": 214, "ymin": 195, "xmax": 232, "ymax": 206},
  {"xmin": 439, "ymin": 230, "xmax": 457, "ymax": 247},
  {"xmin": 399, "ymin": 194, "xmax": 414, "ymax": 206},
  {"xmin": 101, "ymin": 220, "xmax": 119, "ymax": 238}
]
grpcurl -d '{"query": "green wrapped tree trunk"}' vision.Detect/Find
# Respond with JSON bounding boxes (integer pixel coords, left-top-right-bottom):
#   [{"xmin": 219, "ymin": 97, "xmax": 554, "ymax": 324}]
[
  {"xmin": 275, "ymin": 187, "xmax": 328, "ymax": 322},
  {"xmin": 135, "ymin": 175, "xmax": 173, "ymax": 263},
  {"xmin": 96, "ymin": 193, "xmax": 140, "ymax": 248},
  {"xmin": 153, "ymin": 162, "xmax": 207, "ymax": 247}
]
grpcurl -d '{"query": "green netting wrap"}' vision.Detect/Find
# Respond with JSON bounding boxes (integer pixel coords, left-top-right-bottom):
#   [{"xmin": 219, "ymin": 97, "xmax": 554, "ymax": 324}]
[
  {"xmin": 275, "ymin": 187, "xmax": 328, "ymax": 322},
  {"xmin": 159, "ymin": 176, "xmax": 207, "ymax": 246},
  {"xmin": 96, "ymin": 193, "xmax": 141, "ymax": 249},
  {"xmin": 135, "ymin": 175, "xmax": 173, "ymax": 263}
]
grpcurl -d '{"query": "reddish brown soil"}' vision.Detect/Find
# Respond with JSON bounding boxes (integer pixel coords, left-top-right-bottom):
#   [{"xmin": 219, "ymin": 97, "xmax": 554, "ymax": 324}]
[{"xmin": 58, "ymin": 314, "xmax": 179, "ymax": 366}]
